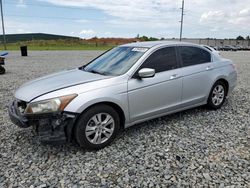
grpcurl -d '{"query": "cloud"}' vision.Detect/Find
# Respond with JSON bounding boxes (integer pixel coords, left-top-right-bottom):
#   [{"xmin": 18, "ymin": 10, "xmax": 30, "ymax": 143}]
[
  {"xmin": 39, "ymin": 0, "xmax": 250, "ymax": 25},
  {"xmin": 5, "ymin": 19, "xmax": 32, "ymax": 34},
  {"xmin": 75, "ymin": 19, "xmax": 90, "ymax": 23},
  {"xmin": 17, "ymin": 28, "xmax": 32, "ymax": 33},
  {"xmin": 27, "ymin": 0, "xmax": 250, "ymax": 38},
  {"xmin": 200, "ymin": 7, "xmax": 250, "ymax": 29},
  {"xmin": 200, "ymin": 11, "xmax": 226, "ymax": 23},
  {"xmin": 39, "ymin": 0, "xmax": 180, "ymax": 28},
  {"xmin": 239, "ymin": 8, "xmax": 250, "ymax": 16},
  {"xmin": 104, "ymin": 31, "xmax": 112, "ymax": 35},
  {"xmin": 79, "ymin": 29, "xmax": 96, "ymax": 36}
]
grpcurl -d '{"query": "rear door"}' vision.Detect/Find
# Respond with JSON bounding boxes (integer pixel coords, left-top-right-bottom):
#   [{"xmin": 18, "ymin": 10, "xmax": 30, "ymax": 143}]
[
  {"xmin": 128, "ymin": 47, "xmax": 182, "ymax": 122},
  {"xmin": 177, "ymin": 46, "xmax": 214, "ymax": 106}
]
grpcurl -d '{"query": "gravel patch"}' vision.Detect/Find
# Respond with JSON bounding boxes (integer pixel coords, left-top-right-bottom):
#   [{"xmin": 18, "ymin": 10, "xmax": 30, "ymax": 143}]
[{"xmin": 0, "ymin": 51, "xmax": 249, "ymax": 187}]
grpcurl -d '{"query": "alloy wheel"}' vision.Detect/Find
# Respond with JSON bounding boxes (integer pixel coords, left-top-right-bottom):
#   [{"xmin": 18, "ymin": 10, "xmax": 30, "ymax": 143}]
[
  {"xmin": 85, "ymin": 113, "xmax": 115, "ymax": 144},
  {"xmin": 212, "ymin": 85, "xmax": 225, "ymax": 106}
]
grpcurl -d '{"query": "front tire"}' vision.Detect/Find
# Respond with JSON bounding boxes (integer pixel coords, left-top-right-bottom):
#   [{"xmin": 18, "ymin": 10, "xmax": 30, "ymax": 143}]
[
  {"xmin": 74, "ymin": 104, "xmax": 120, "ymax": 150},
  {"xmin": 207, "ymin": 81, "xmax": 227, "ymax": 109}
]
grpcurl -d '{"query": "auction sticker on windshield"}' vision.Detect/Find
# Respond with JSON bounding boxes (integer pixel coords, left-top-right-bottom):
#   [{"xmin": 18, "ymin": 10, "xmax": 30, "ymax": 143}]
[{"xmin": 132, "ymin": 47, "xmax": 149, "ymax": 53}]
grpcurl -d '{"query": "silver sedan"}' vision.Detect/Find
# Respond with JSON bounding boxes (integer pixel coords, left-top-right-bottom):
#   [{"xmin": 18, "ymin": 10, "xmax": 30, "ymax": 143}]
[{"xmin": 9, "ymin": 41, "xmax": 237, "ymax": 149}]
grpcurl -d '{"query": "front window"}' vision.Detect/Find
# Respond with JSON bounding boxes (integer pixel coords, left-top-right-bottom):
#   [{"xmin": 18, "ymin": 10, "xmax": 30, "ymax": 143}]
[
  {"xmin": 139, "ymin": 47, "xmax": 178, "ymax": 73},
  {"xmin": 83, "ymin": 47, "xmax": 148, "ymax": 76}
]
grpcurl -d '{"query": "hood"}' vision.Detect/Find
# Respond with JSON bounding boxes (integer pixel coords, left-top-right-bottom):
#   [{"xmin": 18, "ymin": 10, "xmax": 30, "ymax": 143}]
[{"xmin": 15, "ymin": 68, "xmax": 110, "ymax": 102}]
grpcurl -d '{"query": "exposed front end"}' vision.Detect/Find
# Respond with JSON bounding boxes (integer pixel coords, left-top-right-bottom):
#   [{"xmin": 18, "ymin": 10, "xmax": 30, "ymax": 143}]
[{"xmin": 8, "ymin": 97, "xmax": 78, "ymax": 145}]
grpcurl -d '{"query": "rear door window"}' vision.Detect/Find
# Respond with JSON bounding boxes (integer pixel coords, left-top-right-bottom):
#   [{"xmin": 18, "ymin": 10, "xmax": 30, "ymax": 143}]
[{"xmin": 178, "ymin": 46, "xmax": 211, "ymax": 67}]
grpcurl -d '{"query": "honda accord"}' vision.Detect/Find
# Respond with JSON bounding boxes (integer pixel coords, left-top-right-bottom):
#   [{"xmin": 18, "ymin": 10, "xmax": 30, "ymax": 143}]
[{"xmin": 9, "ymin": 41, "xmax": 237, "ymax": 149}]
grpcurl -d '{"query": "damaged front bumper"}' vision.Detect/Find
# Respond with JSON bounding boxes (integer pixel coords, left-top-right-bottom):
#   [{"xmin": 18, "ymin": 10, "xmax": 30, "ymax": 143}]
[{"xmin": 8, "ymin": 100, "xmax": 78, "ymax": 145}]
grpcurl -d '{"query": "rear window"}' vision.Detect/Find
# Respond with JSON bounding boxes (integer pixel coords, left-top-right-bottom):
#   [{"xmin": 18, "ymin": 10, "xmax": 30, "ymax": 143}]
[{"xmin": 179, "ymin": 46, "xmax": 211, "ymax": 67}]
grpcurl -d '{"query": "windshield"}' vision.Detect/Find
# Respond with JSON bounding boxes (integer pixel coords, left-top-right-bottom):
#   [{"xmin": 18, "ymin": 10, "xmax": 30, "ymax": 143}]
[{"xmin": 83, "ymin": 46, "xmax": 148, "ymax": 76}]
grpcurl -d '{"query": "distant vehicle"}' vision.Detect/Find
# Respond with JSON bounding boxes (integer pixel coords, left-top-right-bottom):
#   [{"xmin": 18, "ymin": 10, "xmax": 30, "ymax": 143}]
[
  {"xmin": 202, "ymin": 45, "xmax": 221, "ymax": 56},
  {"xmin": 244, "ymin": 46, "xmax": 250, "ymax": 51},
  {"xmin": 0, "ymin": 52, "xmax": 8, "ymax": 74},
  {"xmin": 231, "ymin": 45, "xmax": 241, "ymax": 51},
  {"xmin": 234, "ymin": 45, "xmax": 243, "ymax": 50},
  {"xmin": 9, "ymin": 41, "xmax": 237, "ymax": 149},
  {"xmin": 221, "ymin": 45, "xmax": 237, "ymax": 51},
  {"xmin": 213, "ymin": 46, "xmax": 220, "ymax": 51}
]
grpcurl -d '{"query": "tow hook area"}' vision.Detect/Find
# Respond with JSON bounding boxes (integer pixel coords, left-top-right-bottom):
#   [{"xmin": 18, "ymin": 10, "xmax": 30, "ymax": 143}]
[{"xmin": 35, "ymin": 113, "xmax": 78, "ymax": 145}]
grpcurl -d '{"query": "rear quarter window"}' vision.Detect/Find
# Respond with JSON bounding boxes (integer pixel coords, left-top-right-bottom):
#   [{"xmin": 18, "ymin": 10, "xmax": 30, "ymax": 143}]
[{"xmin": 178, "ymin": 46, "xmax": 211, "ymax": 67}]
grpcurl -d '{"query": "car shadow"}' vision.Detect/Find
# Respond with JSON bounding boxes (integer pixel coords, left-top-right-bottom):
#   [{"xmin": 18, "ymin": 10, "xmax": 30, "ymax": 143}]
[{"xmin": 121, "ymin": 104, "xmax": 210, "ymax": 135}]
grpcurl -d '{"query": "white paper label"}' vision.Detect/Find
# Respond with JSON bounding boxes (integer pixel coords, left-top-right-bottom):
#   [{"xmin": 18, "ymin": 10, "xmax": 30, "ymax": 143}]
[{"xmin": 132, "ymin": 47, "xmax": 148, "ymax": 53}]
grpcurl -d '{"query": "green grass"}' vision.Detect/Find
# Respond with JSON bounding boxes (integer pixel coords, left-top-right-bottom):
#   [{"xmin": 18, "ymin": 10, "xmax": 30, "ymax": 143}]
[{"xmin": 0, "ymin": 40, "xmax": 116, "ymax": 51}]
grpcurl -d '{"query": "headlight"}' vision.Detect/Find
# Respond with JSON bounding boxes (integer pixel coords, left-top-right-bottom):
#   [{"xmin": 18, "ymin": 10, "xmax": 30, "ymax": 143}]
[{"xmin": 25, "ymin": 94, "xmax": 77, "ymax": 114}]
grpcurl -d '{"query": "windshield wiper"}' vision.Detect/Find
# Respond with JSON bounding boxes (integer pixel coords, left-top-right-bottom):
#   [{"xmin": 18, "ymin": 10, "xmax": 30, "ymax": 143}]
[
  {"xmin": 89, "ymin": 70, "xmax": 101, "ymax": 74},
  {"xmin": 88, "ymin": 69, "xmax": 106, "ymax": 75},
  {"xmin": 80, "ymin": 67, "xmax": 108, "ymax": 75}
]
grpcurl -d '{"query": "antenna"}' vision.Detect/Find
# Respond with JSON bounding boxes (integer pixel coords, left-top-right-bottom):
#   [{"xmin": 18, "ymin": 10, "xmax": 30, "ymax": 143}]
[
  {"xmin": 0, "ymin": 0, "xmax": 6, "ymax": 50},
  {"xmin": 179, "ymin": 0, "xmax": 184, "ymax": 41}
]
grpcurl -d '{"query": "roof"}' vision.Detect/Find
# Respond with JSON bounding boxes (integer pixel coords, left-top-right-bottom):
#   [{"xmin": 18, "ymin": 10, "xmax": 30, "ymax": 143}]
[{"xmin": 121, "ymin": 40, "xmax": 195, "ymax": 48}]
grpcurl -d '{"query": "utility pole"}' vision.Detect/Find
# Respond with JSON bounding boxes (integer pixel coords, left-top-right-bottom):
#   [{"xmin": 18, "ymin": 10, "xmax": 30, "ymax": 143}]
[
  {"xmin": 0, "ymin": 0, "xmax": 6, "ymax": 50},
  {"xmin": 179, "ymin": 0, "xmax": 184, "ymax": 41}
]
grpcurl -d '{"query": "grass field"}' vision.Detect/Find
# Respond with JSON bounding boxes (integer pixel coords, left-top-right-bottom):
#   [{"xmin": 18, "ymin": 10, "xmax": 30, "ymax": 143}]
[{"xmin": 0, "ymin": 39, "xmax": 116, "ymax": 50}]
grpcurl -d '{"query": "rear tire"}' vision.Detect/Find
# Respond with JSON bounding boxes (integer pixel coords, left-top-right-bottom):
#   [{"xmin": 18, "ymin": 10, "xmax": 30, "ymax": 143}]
[
  {"xmin": 74, "ymin": 104, "xmax": 120, "ymax": 150},
  {"xmin": 207, "ymin": 81, "xmax": 227, "ymax": 109}
]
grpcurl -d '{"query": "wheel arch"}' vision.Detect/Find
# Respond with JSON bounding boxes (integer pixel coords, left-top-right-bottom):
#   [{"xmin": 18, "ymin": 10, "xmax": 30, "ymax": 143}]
[
  {"xmin": 68, "ymin": 100, "xmax": 127, "ymax": 143},
  {"xmin": 84, "ymin": 101, "xmax": 126, "ymax": 129},
  {"xmin": 74, "ymin": 100, "xmax": 126, "ymax": 131}
]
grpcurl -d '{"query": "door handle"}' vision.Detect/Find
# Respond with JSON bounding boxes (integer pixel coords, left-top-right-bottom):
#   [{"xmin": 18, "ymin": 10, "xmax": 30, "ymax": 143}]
[
  {"xmin": 170, "ymin": 74, "xmax": 179, "ymax": 80},
  {"xmin": 206, "ymin": 66, "xmax": 213, "ymax": 71}
]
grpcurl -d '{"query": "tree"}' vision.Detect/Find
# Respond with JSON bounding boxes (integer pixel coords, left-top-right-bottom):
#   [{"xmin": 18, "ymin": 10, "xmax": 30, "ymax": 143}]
[
  {"xmin": 236, "ymin": 36, "xmax": 245, "ymax": 40},
  {"xmin": 148, "ymin": 37, "xmax": 158, "ymax": 41},
  {"xmin": 140, "ymin": 36, "xmax": 149, "ymax": 41},
  {"xmin": 139, "ymin": 35, "xmax": 159, "ymax": 41},
  {"xmin": 246, "ymin": 36, "xmax": 250, "ymax": 40}
]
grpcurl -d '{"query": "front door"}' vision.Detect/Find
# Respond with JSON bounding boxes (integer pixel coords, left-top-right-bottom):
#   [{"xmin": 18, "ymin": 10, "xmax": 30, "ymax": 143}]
[{"xmin": 128, "ymin": 47, "xmax": 182, "ymax": 123}]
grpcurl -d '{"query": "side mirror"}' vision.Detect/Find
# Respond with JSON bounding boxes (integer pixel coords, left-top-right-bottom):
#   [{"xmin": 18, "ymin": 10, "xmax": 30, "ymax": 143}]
[{"xmin": 138, "ymin": 68, "xmax": 155, "ymax": 78}]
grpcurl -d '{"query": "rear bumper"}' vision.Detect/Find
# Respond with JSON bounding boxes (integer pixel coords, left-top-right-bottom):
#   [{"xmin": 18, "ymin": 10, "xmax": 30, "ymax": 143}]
[
  {"xmin": 228, "ymin": 71, "xmax": 237, "ymax": 95},
  {"xmin": 8, "ymin": 100, "xmax": 78, "ymax": 145}
]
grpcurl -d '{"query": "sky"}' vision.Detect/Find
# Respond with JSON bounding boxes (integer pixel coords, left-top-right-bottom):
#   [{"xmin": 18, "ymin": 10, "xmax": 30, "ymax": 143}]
[{"xmin": 2, "ymin": 0, "xmax": 250, "ymax": 39}]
